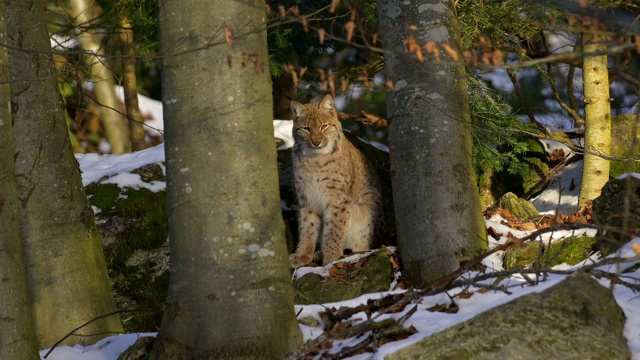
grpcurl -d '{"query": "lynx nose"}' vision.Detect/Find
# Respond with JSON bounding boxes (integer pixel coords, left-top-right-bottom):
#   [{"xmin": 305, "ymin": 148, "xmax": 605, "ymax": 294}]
[{"xmin": 310, "ymin": 136, "xmax": 323, "ymax": 147}]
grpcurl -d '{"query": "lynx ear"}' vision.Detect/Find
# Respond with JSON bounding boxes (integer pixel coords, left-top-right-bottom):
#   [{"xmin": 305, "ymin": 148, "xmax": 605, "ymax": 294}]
[
  {"xmin": 319, "ymin": 94, "xmax": 335, "ymax": 113},
  {"xmin": 290, "ymin": 100, "xmax": 305, "ymax": 119}
]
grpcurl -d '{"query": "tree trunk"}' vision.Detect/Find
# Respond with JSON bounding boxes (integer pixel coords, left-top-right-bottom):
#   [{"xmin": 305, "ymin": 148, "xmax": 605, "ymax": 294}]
[
  {"xmin": 119, "ymin": 9, "xmax": 147, "ymax": 151},
  {"xmin": 0, "ymin": 3, "xmax": 40, "ymax": 357},
  {"xmin": 69, "ymin": 0, "xmax": 131, "ymax": 154},
  {"xmin": 149, "ymin": 0, "xmax": 302, "ymax": 358},
  {"xmin": 377, "ymin": 0, "xmax": 487, "ymax": 287},
  {"xmin": 6, "ymin": 0, "xmax": 123, "ymax": 348},
  {"xmin": 578, "ymin": 28, "xmax": 611, "ymax": 208}
]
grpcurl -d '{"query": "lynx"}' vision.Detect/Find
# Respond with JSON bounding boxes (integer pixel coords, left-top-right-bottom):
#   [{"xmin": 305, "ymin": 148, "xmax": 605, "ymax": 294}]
[{"xmin": 289, "ymin": 94, "xmax": 387, "ymax": 268}]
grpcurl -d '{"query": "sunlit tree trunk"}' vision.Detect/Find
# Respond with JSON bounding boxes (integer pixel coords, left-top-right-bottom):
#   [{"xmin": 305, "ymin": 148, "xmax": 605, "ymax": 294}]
[
  {"xmin": 119, "ymin": 9, "xmax": 147, "ymax": 151},
  {"xmin": 578, "ymin": 27, "xmax": 611, "ymax": 208},
  {"xmin": 377, "ymin": 0, "xmax": 487, "ymax": 287},
  {"xmin": 6, "ymin": 0, "xmax": 123, "ymax": 348},
  {"xmin": 69, "ymin": 0, "xmax": 130, "ymax": 153},
  {"xmin": 149, "ymin": 0, "xmax": 302, "ymax": 358},
  {"xmin": 0, "ymin": 2, "xmax": 40, "ymax": 357}
]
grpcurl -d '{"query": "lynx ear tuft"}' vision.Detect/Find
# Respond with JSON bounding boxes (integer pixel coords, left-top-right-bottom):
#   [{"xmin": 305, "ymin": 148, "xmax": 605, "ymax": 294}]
[
  {"xmin": 320, "ymin": 94, "xmax": 334, "ymax": 112},
  {"xmin": 290, "ymin": 100, "xmax": 305, "ymax": 119}
]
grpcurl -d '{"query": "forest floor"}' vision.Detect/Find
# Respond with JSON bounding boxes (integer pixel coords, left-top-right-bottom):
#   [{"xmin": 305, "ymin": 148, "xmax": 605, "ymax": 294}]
[{"xmin": 39, "ymin": 135, "xmax": 640, "ymax": 360}]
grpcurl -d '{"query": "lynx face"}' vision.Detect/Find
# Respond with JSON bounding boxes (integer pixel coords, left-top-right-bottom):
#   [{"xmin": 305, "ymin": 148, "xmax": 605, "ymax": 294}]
[{"xmin": 291, "ymin": 96, "xmax": 342, "ymax": 156}]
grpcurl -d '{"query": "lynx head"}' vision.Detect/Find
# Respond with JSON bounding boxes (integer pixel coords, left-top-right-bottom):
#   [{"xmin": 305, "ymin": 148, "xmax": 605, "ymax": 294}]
[{"xmin": 290, "ymin": 94, "xmax": 343, "ymax": 156}]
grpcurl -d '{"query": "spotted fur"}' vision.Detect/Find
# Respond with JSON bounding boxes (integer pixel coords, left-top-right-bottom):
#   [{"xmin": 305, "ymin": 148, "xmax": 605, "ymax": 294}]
[{"xmin": 289, "ymin": 94, "xmax": 388, "ymax": 267}]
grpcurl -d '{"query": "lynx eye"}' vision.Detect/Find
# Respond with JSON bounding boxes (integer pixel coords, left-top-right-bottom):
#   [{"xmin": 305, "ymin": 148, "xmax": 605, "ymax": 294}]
[
  {"xmin": 320, "ymin": 124, "xmax": 330, "ymax": 131},
  {"xmin": 298, "ymin": 127, "xmax": 311, "ymax": 133}
]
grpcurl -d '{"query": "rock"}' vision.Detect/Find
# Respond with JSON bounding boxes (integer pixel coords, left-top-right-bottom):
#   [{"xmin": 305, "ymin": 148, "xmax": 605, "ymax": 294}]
[
  {"xmin": 498, "ymin": 192, "xmax": 540, "ymax": 220},
  {"xmin": 610, "ymin": 114, "xmax": 640, "ymax": 178},
  {"xmin": 502, "ymin": 236, "xmax": 596, "ymax": 269},
  {"xmin": 293, "ymin": 250, "xmax": 393, "ymax": 305},
  {"xmin": 386, "ymin": 273, "xmax": 630, "ymax": 360},
  {"xmin": 592, "ymin": 176, "xmax": 640, "ymax": 255},
  {"xmin": 86, "ymin": 181, "xmax": 168, "ymax": 333}
]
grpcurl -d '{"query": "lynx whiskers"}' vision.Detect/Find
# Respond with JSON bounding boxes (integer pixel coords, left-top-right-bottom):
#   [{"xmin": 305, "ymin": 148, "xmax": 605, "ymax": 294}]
[{"xmin": 289, "ymin": 94, "xmax": 388, "ymax": 267}]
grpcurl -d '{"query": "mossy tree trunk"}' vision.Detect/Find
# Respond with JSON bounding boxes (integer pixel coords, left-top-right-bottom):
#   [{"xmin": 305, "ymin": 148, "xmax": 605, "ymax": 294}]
[
  {"xmin": 0, "ymin": 2, "xmax": 40, "ymax": 357},
  {"xmin": 377, "ymin": 0, "xmax": 488, "ymax": 287},
  {"xmin": 149, "ymin": 0, "xmax": 302, "ymax": 358},
  {"xmin": 6, "ymin": 0, "xmax": 123, "ymax": 348},
  {"xmin": 68, "ymin": 0, "xmax": 131, "ymax": 154},
  {"xmin": 578, "ymin": 26, "xmax": 611, "ymax": 208}
]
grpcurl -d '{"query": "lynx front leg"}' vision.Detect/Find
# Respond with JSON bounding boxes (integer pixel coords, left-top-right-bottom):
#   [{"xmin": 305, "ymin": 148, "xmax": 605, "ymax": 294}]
[
  {"xmin": 321, "ymin": 200, "xmax": 351, "ymax": 265},
  {"xmin": 290, "ymin": 206, "xmax": 320, "ymax": 268}
]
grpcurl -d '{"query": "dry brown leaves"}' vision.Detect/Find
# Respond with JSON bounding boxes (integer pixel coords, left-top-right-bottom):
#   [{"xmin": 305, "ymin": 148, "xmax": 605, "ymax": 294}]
[{"xmin": 485, "ymin": 203, "xmax": 593, "ymax": 237}]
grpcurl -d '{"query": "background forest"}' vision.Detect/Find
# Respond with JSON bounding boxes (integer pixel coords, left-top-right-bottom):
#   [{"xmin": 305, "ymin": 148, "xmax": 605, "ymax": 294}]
[{"xmin": 1, "ymin": 0, "xmax": 640, "ymax": 359}]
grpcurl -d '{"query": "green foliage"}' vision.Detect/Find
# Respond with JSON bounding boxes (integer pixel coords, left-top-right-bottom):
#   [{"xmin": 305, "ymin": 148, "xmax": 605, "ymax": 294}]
[
  {"xmin": 115, "ymin": 0, "xmax": 159, "ymax": 61},
  {"xmin": 469, "ymin": 77, "xmax": 538, "ymax": 180},
  {"xmin": 457, "ymin": 0, "xmax": 554, "ymax": 52}
]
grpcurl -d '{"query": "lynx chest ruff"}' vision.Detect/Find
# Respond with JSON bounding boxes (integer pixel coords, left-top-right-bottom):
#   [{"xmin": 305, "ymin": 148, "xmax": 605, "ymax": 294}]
[{"xmin": 288, "ymin": 95, "xmax": 387, "ymax": 268}]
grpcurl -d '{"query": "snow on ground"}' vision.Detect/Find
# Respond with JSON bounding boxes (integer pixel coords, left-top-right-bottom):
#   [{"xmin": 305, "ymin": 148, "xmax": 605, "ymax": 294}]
[
  {"xmin": 114, "ymin": 86, "xmax": 165, "ymax": 138},
  {"xmin": 43, "ymin": 143, "xmax": 640, "ymax": 360}
]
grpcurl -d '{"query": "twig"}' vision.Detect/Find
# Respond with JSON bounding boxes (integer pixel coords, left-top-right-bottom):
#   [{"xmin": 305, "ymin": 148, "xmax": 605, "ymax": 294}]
[{"xmin": 43, "ymin": 308, "xmax": 161, "ymax": 359}]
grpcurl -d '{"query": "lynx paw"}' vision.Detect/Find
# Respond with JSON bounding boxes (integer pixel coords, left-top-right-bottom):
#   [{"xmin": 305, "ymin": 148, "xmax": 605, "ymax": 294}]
[{"xmin": 289, "ymin": 253, "xmax": 312, "ymax": 268}]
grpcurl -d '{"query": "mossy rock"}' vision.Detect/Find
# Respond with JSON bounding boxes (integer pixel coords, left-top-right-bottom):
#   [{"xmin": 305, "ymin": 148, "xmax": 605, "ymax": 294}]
[
  {"xmin": 293, "ymin": 250, "xmax": 393, "ymax": 305},
  {"xmin": 593, "ymin": 176, "xmax": 640, "ymax": 255},
  {"xmin": 610, "ymin": 114, "xmax": 640, "ymax": 178},
  {"xmin": 498, "ymin": 192, "xmax": 540, "ymax": 220},
  {"xmin": 503, "ymin": 236, "xmax": 596, "ymax": 269},
  {"xmin": 386, "ymin": 273, "xmax": 630, "ymax": 359},
  {"xmin": 86, "ymin": 173, "xmax": 168, "ymax": 332}
]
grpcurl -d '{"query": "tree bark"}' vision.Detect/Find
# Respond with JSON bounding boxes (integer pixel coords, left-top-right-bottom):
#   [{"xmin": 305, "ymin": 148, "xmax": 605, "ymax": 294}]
[
  {"xmin": 150, "ymin": 0, "xmax": 302, "ymax": 358},
  {"xmin": 69, "ymin": 0, "xmax": 131, "ymax": 153},
  {"xmin": 6, "ymin": 0, "xmax": 123, "ymax": 348},
  {"xmin": 119, "ymin": 9, "xmax": 147, "ymax": 151},
  {"xmin": 578, "ymin": 28, "xmax": 611, "ymax": 208},
  {"xmin": 0, "ymin": 2, "xmax": 40, "ymax": 357},
  {"xmin": 377, "ymin": 0, "xmax": 487, "ymax": 287}
]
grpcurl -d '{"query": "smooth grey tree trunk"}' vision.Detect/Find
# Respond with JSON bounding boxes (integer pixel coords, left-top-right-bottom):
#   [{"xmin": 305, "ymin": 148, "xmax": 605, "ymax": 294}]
[
  {"xmin": 377, "ymin": 0, "xmax": 487, "ymax": 287},
  {"xmin": 6, "ymin": 0, "xmax": 123, "ymax": 348},
  {"xmin": 150, "ymin": 0, "xmax": 302, "ymax": 358},
  {"xmin": 0, "ymin": 2, "xmax": 40, "ymax": 357}
]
